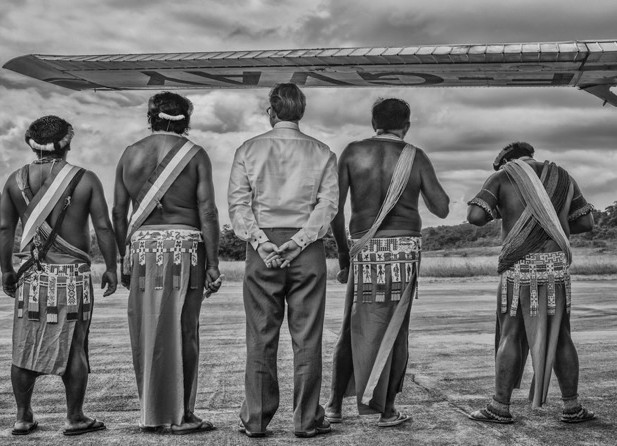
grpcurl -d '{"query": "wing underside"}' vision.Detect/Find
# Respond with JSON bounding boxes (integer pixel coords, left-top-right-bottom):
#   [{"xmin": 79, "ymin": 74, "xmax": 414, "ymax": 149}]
[{"xmin": 4, "ymin": 40, "xmax": 617, "ymax": 106}]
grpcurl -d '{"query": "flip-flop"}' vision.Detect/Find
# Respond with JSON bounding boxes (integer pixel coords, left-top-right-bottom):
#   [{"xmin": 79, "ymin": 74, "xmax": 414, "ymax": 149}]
[
  {"xmin": 469, "ymin": 408, "xmax": 514, "ymax": 425},
  {"xmin": 12, "ymin": 420, "xmax": 38, "ymax": 436},
  {"xmin": 171, "ymin": 420, "xmax": 215, "ymax": 435},
  {"xmin": 63, "ymin": 419, "xmax": 106, "ymax": 436},
  {"xmin": 561, "ymin": 407, "xmax": 596, "ymax": 423},
  {"xmin": 377, "ymin": 412, "xmax": 411, "ymax": 427}
]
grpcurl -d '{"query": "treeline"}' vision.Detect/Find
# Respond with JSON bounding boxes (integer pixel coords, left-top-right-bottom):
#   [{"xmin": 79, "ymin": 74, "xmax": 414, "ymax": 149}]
[
  {"xmin": 421, "ymin": 203, "xmax": 617, "ymax": 252},
  {"xmin": 18, "ymin": 202, "xmax": 617, "ymax": 262}
]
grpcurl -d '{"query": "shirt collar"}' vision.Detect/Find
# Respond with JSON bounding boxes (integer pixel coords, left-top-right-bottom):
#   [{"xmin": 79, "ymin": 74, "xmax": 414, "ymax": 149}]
[{"xmin": 273, "ymin": 121, "xmax": 300, "ymax": 130}]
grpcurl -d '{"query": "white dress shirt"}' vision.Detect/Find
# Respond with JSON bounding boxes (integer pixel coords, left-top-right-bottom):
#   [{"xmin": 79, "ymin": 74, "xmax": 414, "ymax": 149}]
[{"xmin": 228, "ymin": 121, "xmax": 338, "ymax": 250}]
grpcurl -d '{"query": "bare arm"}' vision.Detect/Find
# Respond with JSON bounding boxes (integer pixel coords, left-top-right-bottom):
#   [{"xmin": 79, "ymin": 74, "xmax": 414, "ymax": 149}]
[
  {"xmin": 111, "ymin": 153, "xmax": 130, "ymax": 258},
  {"xmin": 331, "ymin": 149, "xmax": 350, "ymax": 271},
  {"xmin": 195, "ymin": 149, "xmax": 221, "ymax": 292},
  {"xmin": 567, "ymin": 177, "xmax": 595, "ymax": 234},
  {"xmin": 569, "ymin": 213, "xmax": 594, "ymax": 234},
  {"xmin": 88, "ymin": 171, "xmax": 117, "ymax": 296},
  {"xmin": 467, "ymin": 172, "xmax": 500, "ymax": 227},
  {"xmin": 1, "ymin": 175, "xmax": 20, "ymax": 296},
  {"xmin": 418, "ymin": 150, "xmax": 450, "ymax": 219}
]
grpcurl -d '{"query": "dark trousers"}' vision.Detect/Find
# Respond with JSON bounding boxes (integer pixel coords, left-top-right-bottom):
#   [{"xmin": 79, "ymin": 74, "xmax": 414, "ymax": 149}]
[{"xmin": 240, "ymin": 229, "xmax": 327, "ymax": 434}]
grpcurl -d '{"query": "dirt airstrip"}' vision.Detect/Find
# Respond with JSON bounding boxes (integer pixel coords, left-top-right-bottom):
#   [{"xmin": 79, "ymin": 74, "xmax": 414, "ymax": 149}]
[{"xmin": 0, "ymin": 277, "xmax": 615, "ymax": 445}]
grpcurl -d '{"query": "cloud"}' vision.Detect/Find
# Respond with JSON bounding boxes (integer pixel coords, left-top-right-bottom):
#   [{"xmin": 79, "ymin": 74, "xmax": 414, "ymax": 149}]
[{"xmin": 1, "ymin": 0, "xmax": 616, "ymax": 229}]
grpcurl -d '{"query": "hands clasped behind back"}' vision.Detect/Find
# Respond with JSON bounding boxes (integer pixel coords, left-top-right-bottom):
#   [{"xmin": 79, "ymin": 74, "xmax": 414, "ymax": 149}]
[{"xmin": 259, "ymin": 240, "xmax": 302, "ymax": 268}]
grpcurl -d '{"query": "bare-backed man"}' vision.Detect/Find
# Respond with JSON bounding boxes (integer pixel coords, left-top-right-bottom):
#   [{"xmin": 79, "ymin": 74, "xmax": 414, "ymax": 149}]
[
  {"xmin": 113, "ymin": 92, "xmax": 221, "ymax": 434},
  {"xmin": 325, "ymin": 98, "xmax": 449, "ymax": 427},
  {"xmin": 1, "ymin": 116, "xmax": 117, "ymax": 436},
  {"xmin": 467, "ymin": 142, "xmax": 596, "ymax": 424}
]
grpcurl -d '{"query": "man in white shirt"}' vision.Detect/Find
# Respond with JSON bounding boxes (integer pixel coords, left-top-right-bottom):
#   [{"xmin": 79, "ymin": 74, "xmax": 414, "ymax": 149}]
[{"xmin": 228, "ymin": 83, "xmax": 338, "ymax": 438}]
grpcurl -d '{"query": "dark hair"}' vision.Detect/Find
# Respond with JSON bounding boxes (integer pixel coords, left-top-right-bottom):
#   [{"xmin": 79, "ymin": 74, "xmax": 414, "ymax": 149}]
[
  {"xmin": 147, "ymin": 91, "xmax": 193, "ymax": 134},
  {"xmin": 269, "ymin": 83, "xmax": 306, "ymax": 121},
  {"xmin": 493, "ymin": 141, "xmax": 535, "ymax": 170},
  {"xmin": 372, "ymin": 98, "xmax": 410, "ymax": 132},
  {"xmin": 25, "ymin": 115, "xmax": 74, "ymax": 157}
]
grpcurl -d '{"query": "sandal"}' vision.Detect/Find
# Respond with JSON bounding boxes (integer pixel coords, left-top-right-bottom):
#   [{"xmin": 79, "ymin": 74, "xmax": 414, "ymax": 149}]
[
  {"xmin": 469, "ymin": 407, "xmax": 514, "ymax": 425},
  {"xmin": 561, "ymin": 407, "xmax": 596, "ymax": 423},
  {"xmin": 12, "ymin": 420, "xmax": 38, "ymax": 436},
  {"xmin": 377, "ymin": 412, "xmax": 411, "ymax": 427}
]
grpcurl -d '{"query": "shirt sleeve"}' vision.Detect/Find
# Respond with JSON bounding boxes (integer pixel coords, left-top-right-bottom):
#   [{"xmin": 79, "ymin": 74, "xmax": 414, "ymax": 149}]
[
  {"xmin": 568, "ymin": 177, "xmax": 594, "ymax": 221},
  {"xmin": 227, "ymin": 147, "xmax": 270, "ymax": 250},
  {"xmin": 467, "ymin": 187, "xmax": 500, "ymax": 221},
  {"xmin": 291, "ymin": 151, "xmax": 339, "ymax": 250}
]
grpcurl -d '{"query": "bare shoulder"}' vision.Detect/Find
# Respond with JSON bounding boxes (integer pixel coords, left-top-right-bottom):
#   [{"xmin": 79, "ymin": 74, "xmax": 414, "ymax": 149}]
[
  {"xmin": 118, "ymin": 136, "xmax": 151, "ymax": 161},
  {"xmin": 412, "ymin": 146, "xmax": 430, "ymax": 164},
  {"xmin": 191, "ymin": 145, "xmax": 211, "ymax": 164},
  {"xmin": 3, "ymin": 169, "xmax": 21, "ymax": 195},
  {"xmin": 77, "ymin": 169, "xmax": 103, "ymax": 191},
  {"xmin": 484, "ymin": 170, "xmax": 505, "ymax": 187},
  {"xmin": 340, "ymin": 140, "xmax": 363, "ymax": 160},
  {"xmin": 341, "ymin": 139, "xmax": 375, "ymax": 158}
]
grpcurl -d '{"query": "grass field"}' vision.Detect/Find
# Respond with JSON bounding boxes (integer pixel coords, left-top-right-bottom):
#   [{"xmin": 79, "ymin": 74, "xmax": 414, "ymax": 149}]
[
  {"xmin": 0, "ymin": 277, "xmax": 615, "ymax": 445},
  {"xmin": 88, "ymin": 247, "xmax": 617, "ymax": 282}
]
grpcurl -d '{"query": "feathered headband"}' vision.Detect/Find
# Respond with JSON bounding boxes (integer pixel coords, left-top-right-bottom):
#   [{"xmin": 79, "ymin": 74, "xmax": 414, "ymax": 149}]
[{"xmin": 25, "ymin": 116, "xmax": 74, "ymax": 152}]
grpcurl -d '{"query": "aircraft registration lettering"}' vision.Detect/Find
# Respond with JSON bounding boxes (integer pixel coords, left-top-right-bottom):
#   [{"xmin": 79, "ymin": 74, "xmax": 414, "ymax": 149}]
[{"xmin": 138, "ymin": 69, "xmax": 574, "ymax": 88}]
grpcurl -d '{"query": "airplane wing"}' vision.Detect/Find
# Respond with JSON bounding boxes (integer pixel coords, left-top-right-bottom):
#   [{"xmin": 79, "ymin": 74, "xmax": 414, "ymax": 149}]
[{"xmin": 4, "ymin": 40, "xmax": 617, "ymax": 106}]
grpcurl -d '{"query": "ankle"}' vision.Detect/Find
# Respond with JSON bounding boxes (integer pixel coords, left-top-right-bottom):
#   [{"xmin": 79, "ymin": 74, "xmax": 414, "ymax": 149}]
[
  {"xmin": 16, "ymin": 408, "xmax": 34, "ymax": 422},
  {"xmin": 325, "ymin": 401, "xmax": 341, "ymax": 413},
  {"xmin": 562, "ymin": 394, "xmax": 580, "ymax": 412},
  {"xmin": 489, "ymin": 397, "xmax": 511, "ymax": 416}
]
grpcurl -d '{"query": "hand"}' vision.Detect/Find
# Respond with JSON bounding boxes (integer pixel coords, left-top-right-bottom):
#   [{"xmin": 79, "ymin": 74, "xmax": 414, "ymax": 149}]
[
  {"xmin": 276, "ymin": 240, "xmax": 302, "ymax": 268},
  {"xmin": 257, "ymin": 241, "xmax": 282, "ymax": 268},
  {"xmin": 338, "ymin": 251, "xmax": 351, "ymax": 271},
  {"xmin": 119, "ymin": 256, "xmax": 131, "ymax": 289},
  {"xmin": 204, "ymin": 266, "xmax": 223, "ymax": 297},
  {"xmin": 336, "ymin": 267, "xmax": 349, "ymax": 284},
  {"xmin": 101, "ymin": 270, "xmax": 118, "ymax": 297},
  {"xmin": 2, "ymin": 271, "xmax": 18, "ymax": 298},
  {"xmin": 121, "ymin": 272, "xmax": 131, "ymax": 289}
]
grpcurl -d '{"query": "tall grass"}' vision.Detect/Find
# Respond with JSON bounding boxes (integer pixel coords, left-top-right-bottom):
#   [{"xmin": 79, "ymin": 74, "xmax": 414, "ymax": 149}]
[{"xmin": 90, "ymin": 251, "xmax": 616, "ymax": 284}]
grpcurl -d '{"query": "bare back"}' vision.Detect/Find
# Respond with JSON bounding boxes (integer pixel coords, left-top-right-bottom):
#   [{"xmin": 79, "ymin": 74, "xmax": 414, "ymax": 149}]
[
  {"xmin": 118, "ymin": 134, "xmax": 203, "ymax": 228},
  {"xmin": 5, "ymin": 163, "xmax": 101, "ymax": 254},
  {"xmin": 340, "ymin": 138, "xmax": 449, "ymax": 237}
]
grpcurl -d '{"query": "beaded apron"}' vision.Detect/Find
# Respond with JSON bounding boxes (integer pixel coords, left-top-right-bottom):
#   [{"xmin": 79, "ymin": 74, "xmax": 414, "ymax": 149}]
[
  {"xmin": 353, "ymin": 236, "xmax": 421, "ymax": 303},
  {"xmin": 127, "ymin": 228, "xmax": 203, "ymax": 291},
  {"xmin": 501, "ymin": 251, "xmax": 571, "ymax": 317},
  {"xmin": 17, "ymin": 263, "xmax": 91, "ymax": 323}
]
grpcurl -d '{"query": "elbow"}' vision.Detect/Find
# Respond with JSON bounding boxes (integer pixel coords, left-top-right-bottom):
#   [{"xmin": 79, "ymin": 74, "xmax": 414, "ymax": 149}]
[
  {"xmin": 467, "ymin": 208, "xmax": 487, "ymax": 227},
  {"xmin": 433, "ymin": 196, "xmax": 450, "ymax": 219},
  {"xmin": 201, "ymin": 207, "xmax": 219, "ymax": 224},
  {"xmin": 436, "ymin": 204, "xmax": 449, "ymax": 219},
  {"xmin": 579, "ymin": 219, "xmax": 594, "ymax": 233}
]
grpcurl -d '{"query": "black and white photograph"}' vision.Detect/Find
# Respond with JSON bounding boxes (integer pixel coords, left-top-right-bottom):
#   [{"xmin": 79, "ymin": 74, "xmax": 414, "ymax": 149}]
[{"xmin": 0, "ymin": 1, "xmax": 615, "ymax": 444}]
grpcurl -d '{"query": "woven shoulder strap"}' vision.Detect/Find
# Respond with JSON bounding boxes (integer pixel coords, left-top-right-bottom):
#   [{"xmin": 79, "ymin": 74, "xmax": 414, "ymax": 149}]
[{"xmin": 350, "ymin": 144, "xmax": 417, "ymax": 258}]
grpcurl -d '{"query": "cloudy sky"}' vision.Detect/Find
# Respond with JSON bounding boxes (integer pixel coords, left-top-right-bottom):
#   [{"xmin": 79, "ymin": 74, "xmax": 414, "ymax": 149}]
[{"xmin": 1, "ymin": 0, "xmax": 616, "ymax": 229}]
